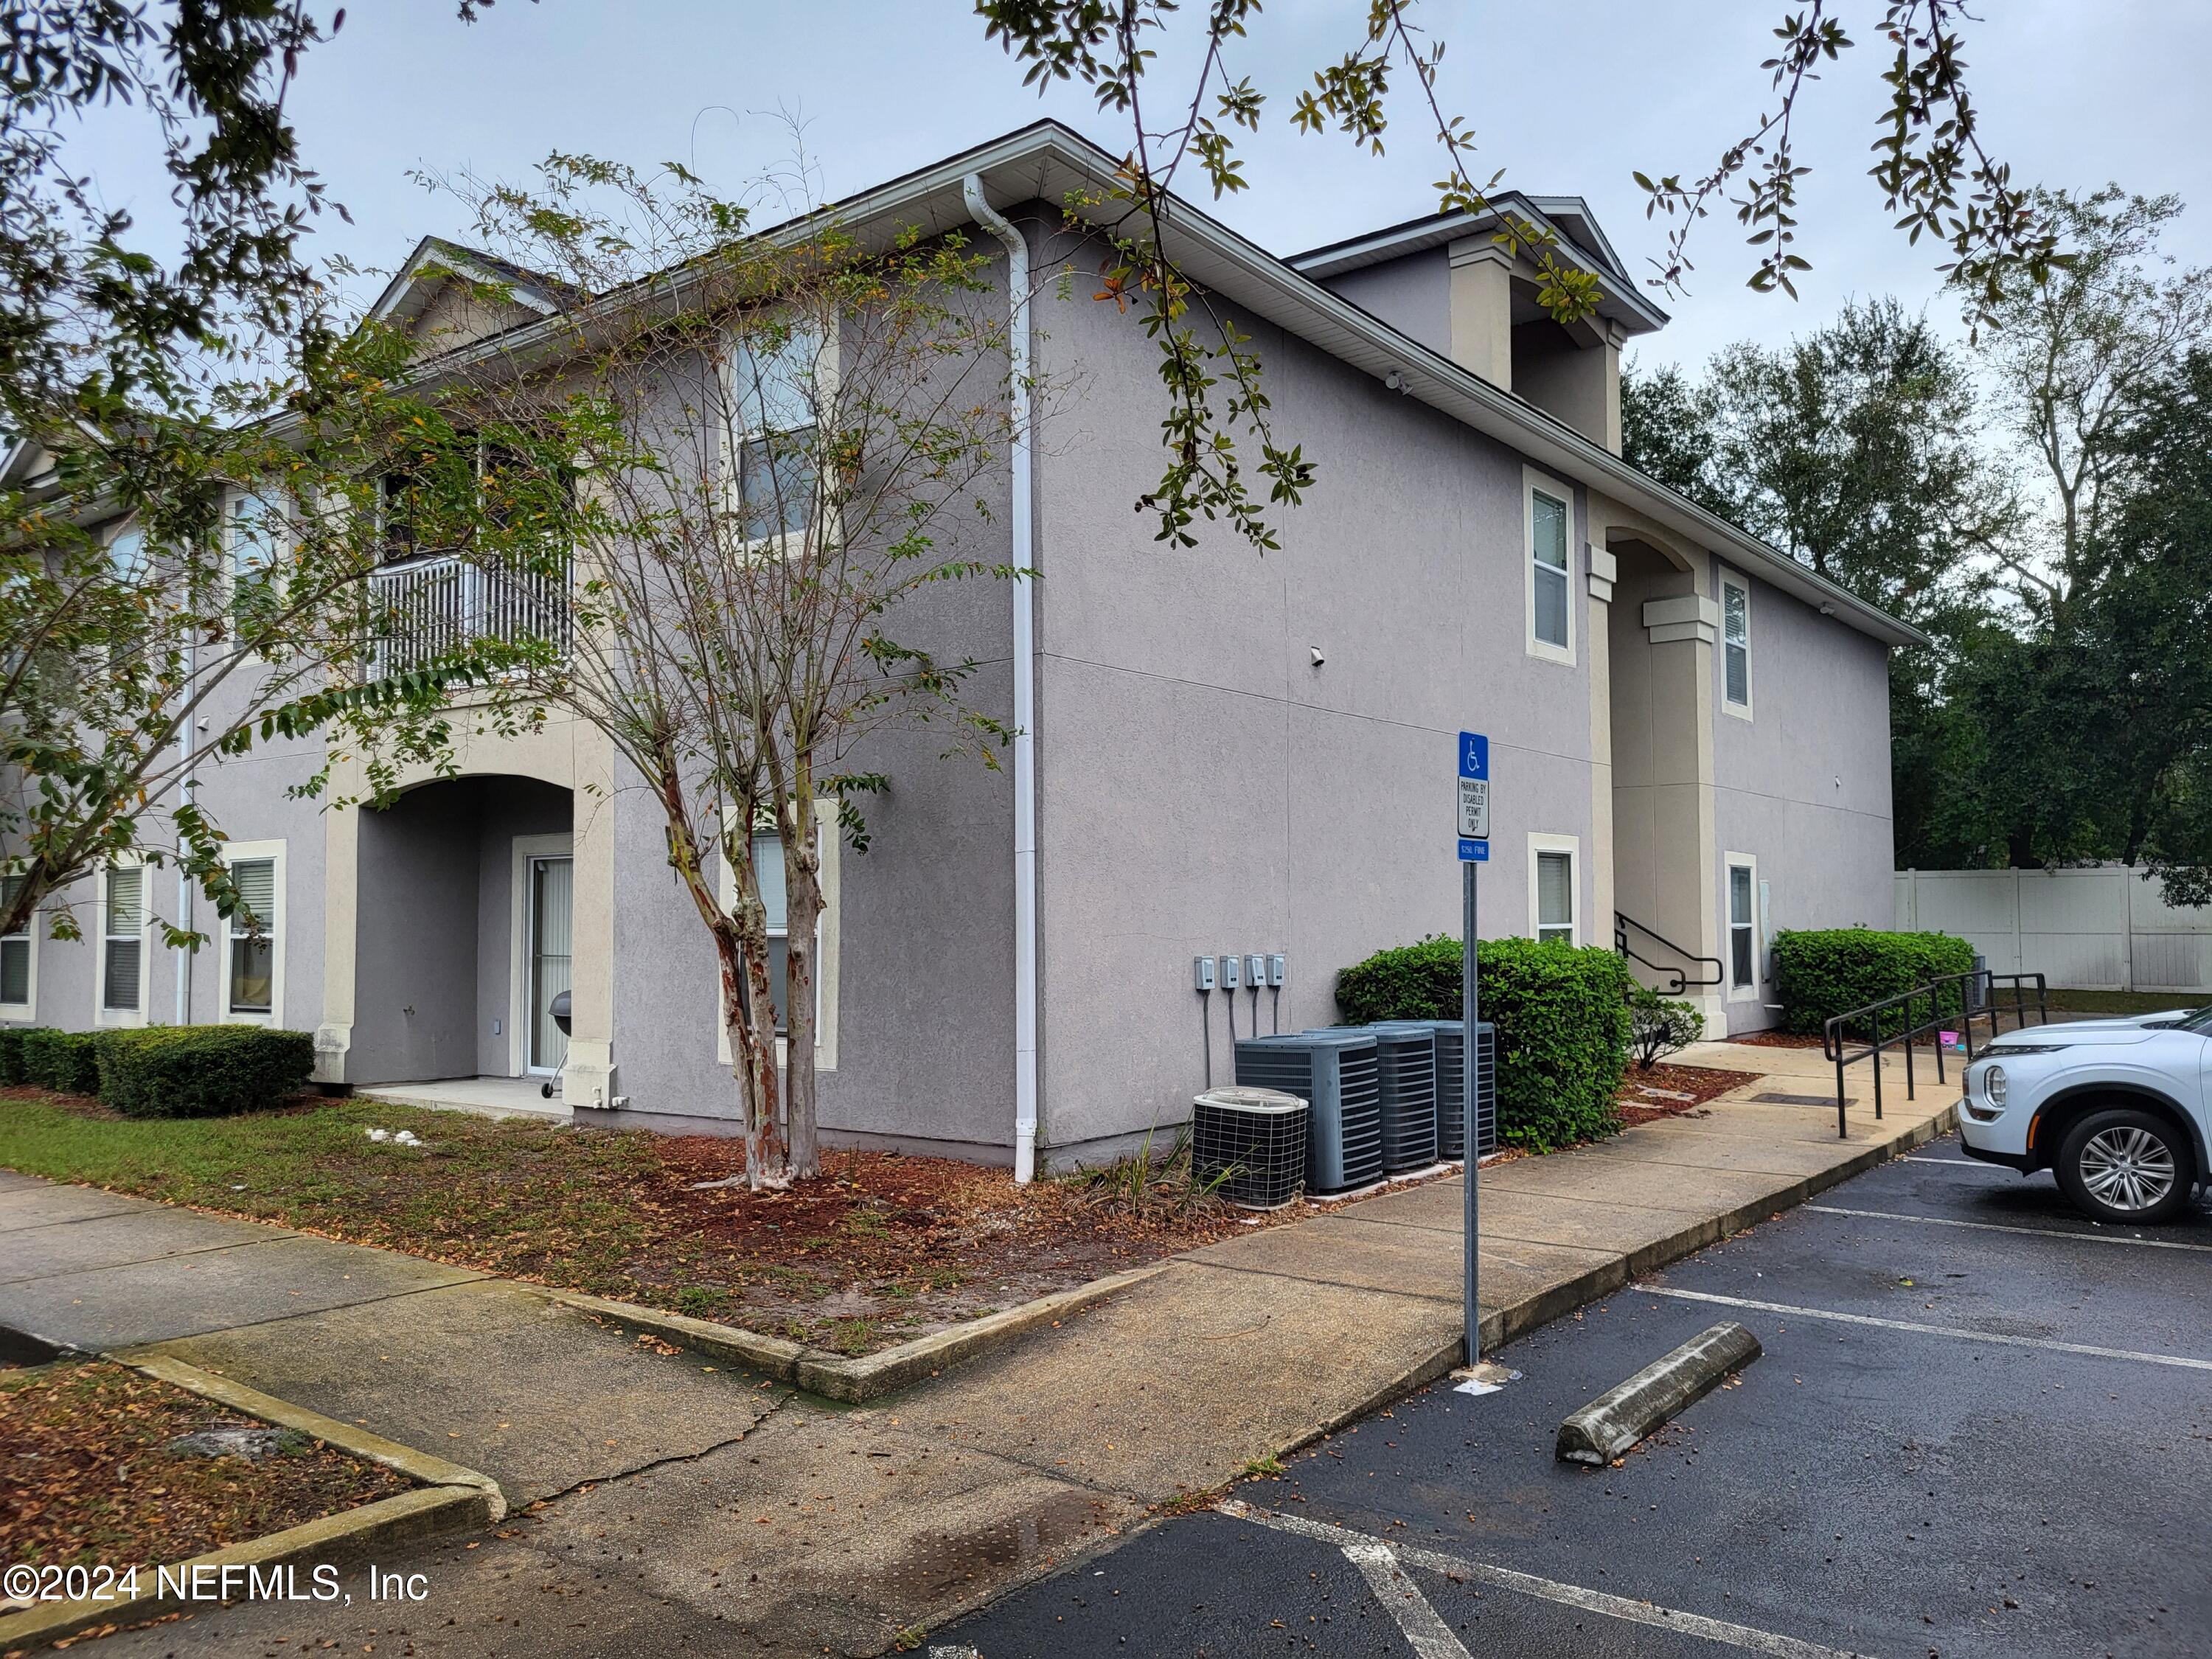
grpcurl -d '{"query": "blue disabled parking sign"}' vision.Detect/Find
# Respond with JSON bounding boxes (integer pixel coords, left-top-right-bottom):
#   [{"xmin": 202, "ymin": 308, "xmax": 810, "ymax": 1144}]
[{"xmin": 1456, "ymin": 731, "xmax": 1489, "ymax": 862}]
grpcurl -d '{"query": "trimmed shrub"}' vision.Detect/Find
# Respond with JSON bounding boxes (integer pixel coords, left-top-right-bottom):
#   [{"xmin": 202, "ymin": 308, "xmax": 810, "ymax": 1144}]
[
  {"xmin": 1628, "ymin": 983, "xmax": 1704, "ymax": 1070},
  {"xmin": 0, "ymin": 1023, "xmax": 38, "ymax": 1086},
  {"xmin": 94, "ymin": 1026, "xmax": 316, "ymax": 1119},
  {"xmin": 1337, "ymin": 935, "xmax": 1630, "ymax": 1151},
  {"xmin": 21, "ymin": 1028, "xmax": 101, "ymax": 1095},
  {"xmin": 1774, "ymin": 928, "xmax": 1976, "ymax": 1034}
]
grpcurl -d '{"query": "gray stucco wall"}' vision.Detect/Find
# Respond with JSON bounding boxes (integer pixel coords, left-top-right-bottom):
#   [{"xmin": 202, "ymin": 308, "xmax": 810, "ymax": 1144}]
[
  {"xmin": 1027, "ymin": 222, "xmax": 1602, "ymax": 1158},
  {"xmin": 1709, "ymin": 566, "xmax": 1897, "ymax": 1032},
  {"xmin": 1315, "ymin": 248, "xmax": 1452, "ymax": 358},
  {"xmin": 600, "ymin": 243, "xmax": 1022, "ymax": 1148}
]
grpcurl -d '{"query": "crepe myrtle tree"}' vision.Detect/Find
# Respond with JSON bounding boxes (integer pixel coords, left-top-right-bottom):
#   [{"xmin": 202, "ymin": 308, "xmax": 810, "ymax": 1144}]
[
  {"xmin": 428, "ymin": 156, "xmax": 1027, "ymax": 1186},
  {"xmin": 978, "ymin": 0, "xmax": 2065, "ymax": 552},
  {"xmin": 0, "ymin": 307, "xmax": 552, "ymax": 953}
]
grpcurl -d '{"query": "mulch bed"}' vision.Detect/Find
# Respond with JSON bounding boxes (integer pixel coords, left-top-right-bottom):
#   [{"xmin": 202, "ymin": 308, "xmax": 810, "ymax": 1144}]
[
  {"xmin": 0, "ymin": 1361, "xmax": 410, "ymax": 1575},
  {"xmin": 1615, "ymin": 1062, "xmax": 1762, "ymax": 1126},
  {"xmin": 1722, "ymin": 1028, "xmax": 1829, "ymax": 1049},
  {"xmin": 0, "ymin": 1092, "xmax": 1352, "ymax": 1357}
]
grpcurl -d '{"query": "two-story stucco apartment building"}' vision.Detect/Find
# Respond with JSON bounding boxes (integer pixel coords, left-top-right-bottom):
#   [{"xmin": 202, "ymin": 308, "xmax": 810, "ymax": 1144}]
[{"xmin": 1, "ymin": 123, "xmax": 1920, "ymax": 1168}]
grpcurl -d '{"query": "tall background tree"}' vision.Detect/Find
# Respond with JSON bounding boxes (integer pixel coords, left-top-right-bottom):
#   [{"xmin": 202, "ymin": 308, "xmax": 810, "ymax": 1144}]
[{"xmin": 1624, "ymin": 185, "xmax": 2212, "ymax": 902}]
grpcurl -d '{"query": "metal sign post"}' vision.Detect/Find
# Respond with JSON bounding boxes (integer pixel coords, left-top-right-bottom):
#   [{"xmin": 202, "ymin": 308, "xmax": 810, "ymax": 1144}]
[{"xmin": 1456, "ymin": 731, "xmax": 1489, "ymax": 1361}]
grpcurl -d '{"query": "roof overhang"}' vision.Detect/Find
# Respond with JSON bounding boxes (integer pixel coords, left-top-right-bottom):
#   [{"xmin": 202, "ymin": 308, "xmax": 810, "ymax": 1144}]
[{"xmin": 400, "ymin": 119, "xmax": 1928, "ymax": 652}]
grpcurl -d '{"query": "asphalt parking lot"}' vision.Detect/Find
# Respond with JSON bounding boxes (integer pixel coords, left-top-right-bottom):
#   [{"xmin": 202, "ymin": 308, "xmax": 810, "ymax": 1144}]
[{"xmin": 938, "ymin": 1133, "xmax": 2212, "ymax": 1658}]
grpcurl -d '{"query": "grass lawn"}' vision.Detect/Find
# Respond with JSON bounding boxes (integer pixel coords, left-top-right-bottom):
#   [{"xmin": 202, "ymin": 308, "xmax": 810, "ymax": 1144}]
[
  {"xmin": 0, "ymin": 1090, "xmax": 1282, "ymax": 1356},
  {"xmin": 1, "ymin": 1361, "xmax": 408, "ymax": 1573}
]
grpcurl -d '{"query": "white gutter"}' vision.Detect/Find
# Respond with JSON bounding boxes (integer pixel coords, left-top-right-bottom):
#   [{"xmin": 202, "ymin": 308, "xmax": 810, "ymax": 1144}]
[{"xmin": 963, "ymin": 175, "xmax": 1040, "ymax": 1184}]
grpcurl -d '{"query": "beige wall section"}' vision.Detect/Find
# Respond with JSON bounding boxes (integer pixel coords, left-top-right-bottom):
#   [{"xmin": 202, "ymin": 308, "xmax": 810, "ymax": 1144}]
[
  {"xmin": 1447, "ymin": 241, "xmax": 1514, "ymax": 389},
  {"xmin": 313, "ymin": 710, "xmax": 616, "ymax": 1098},
  {"xmin": 1593, "ymin": 489, "xmax": 1725, "ymax": 1030},
  {"xmin": 1586, "ymin": 543, "xmax": 1618, "ymax": 940}
]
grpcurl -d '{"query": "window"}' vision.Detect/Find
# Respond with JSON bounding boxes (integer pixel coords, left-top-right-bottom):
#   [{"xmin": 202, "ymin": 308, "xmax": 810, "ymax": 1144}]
[
  {"xmin": 730, "ymin": 324, "xmax": 823, "ymax": 543},
  {"xmin": 107, "ymin": 523, "xmax": 147, "ymax": 580},
  {"xmin": 714, "ymin": 806, "xmax": 841, "ymax": 1072},
  {"xmin": 1525, "ymin": 469, "xmax": 1574, "ymax": 662},
  {"xmin": 229, "ymin": 493, "xmax": 286, "ymax": 624},
  {"xmin": 102, "ymin": 865, "xmax": 144, "ymax": 1016},
  {"xmin": 1528, "ymin": 834, "xmax": 1579, "ymax": 945},
  {"xmin": 0, "ymin": 875, "xmax": 32, "ymax": 1015},
  {"xmin": 1721, "ymin": 571, "xmax": 1751, "ymax": 714},
  {"xmin": 378, "ymin": 470, "xmax": 422, "ymax": 563},
  {"xmin": 226, "ymin": 856, "xmax": 278, "ymax": 1018},
  {"xmin": 1728, "ymin": 859, "xmax": 1759, "ymax": 992}
]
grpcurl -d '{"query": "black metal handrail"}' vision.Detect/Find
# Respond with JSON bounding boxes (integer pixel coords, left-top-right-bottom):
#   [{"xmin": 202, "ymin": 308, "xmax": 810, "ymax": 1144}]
[
  {"xmin": 1614, "ymin": 911, "xmax": 1725, "ymax": 994},
  {"xmin": 1823, "ymin": 969, "xmax": 2049, "ymax": 1138}
]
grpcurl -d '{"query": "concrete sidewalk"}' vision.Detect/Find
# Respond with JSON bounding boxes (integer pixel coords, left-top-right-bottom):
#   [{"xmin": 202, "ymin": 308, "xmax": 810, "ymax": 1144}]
[{"xmin": 2, "ymin": 1040, "xmax": 1952, "ymax": 1656}]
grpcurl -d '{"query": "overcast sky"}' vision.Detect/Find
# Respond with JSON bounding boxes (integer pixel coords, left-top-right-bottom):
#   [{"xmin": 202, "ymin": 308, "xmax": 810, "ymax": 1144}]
[{"xmin": 84, "ymin": 1, "xmax": 2212, "ymax": 373}]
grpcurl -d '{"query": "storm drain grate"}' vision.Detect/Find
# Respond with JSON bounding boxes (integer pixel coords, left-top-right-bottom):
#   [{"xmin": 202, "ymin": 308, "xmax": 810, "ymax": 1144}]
[{"xmin": 1754, "ymin": 1091, "xmax": 1844, "ymax": 1107}]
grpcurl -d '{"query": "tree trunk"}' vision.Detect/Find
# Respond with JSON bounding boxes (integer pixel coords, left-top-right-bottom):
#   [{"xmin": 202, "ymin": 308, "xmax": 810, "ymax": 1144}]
[
  {"xmin": 782, "ymin": 787, "xmax": 824, "ymax": 1180},
  {"xmin": 655, "ymin": 763, "xmax": 785, "ymax": 1186}
]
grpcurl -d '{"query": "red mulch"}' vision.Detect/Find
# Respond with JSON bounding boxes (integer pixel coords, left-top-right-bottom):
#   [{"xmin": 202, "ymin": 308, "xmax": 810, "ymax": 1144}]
[{"xmin": 1616, "ymin": 1062, "xmax": 1762, "ymax": 1126}]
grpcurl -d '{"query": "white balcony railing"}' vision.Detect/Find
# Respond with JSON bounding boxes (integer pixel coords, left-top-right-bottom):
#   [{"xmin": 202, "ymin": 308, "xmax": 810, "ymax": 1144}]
[{"xmin": 368, "ymin": 550, "xmax": 569, "ymax": 681}]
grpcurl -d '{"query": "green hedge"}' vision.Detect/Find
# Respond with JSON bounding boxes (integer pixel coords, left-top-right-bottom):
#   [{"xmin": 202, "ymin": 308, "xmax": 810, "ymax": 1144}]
[
  {"xmin": 21, "ymin": 1028, "xmax": 101, "ymax": 1095},
  {"xmin": 1773, "ymin": 928, "xmax": 1977, "ymax": 1034},
  {"xmin": 0, "ymin": 1024, "xmax": 35, "ymax": 1086},
  {"xmin": 93, "ymin": 1026, "xmax": 316, "ymax": 1119},
  {"xmin": 1337, "ymin": 935, "xmax": 1630, "ymax": 1151}
]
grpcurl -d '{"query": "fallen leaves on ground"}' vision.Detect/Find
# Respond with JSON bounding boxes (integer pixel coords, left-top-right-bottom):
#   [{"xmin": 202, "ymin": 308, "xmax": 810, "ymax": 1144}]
[{"xmin": 0, "ymin": 1361, "xmax": 408, "ymax": 1571}]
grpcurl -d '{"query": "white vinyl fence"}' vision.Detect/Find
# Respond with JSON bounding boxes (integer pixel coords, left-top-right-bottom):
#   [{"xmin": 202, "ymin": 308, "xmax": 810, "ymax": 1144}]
[{"xmin": 1895, "ymin": 866, "xmax": 2212, "ymax": 993}]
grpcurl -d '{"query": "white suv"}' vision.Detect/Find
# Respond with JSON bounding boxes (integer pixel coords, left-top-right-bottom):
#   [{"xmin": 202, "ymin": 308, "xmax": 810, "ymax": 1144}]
[{"xmin": 1959, "ymin": 1010, "xmax": 2211, "ymax": 1224}]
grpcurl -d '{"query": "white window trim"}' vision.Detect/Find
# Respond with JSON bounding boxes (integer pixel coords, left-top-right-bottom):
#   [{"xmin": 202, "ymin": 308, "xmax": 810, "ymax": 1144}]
[
  {"xmin": 0, "ymin": 877, "xmax": 38, "ymax": 1022},
  {"xmin": 95, "ymin": 855, "xmax": 151, "ymax": 1029},
  {"xmin": 1523, "ymin": 465, "xmax": 1577, "ymax": 667},
  {"xmin": 1527, "ymin": 832, "xmax": 1582, "ymax": 946},
  {"xmin": 218, "ymin": 839, "xmax": 285, "ymax": 1028},
  {"xmin": 1725, "ymin": 851, "xmax": 1761, "ymax": 1000},
  {"xmin": 509, "ymin": 832, "xmax": 574, "ymax": 1078},
  {"xmin": 715, "ymin": 807, "xmax": 841, "ymax": 1074},
  {"xmin": 723, "ymin": 318, "xmax": 838, "ymax": 560},
  {"xmin": 1719, "ymin": 567, "xmax": 1753, "ymax": 720}
]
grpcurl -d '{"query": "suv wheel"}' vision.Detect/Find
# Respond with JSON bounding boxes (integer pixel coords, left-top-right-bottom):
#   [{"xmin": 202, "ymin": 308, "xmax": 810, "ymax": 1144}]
[{"xmin": 2053, "ymin": 1107, "xmax": 2195, "ymax": 1225}]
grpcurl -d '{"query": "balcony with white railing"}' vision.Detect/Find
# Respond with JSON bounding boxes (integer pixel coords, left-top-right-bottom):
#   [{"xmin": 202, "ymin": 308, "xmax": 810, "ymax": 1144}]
[{"xmin": 367, "ymin": 550, "xmax": 570, "ymax": 681}]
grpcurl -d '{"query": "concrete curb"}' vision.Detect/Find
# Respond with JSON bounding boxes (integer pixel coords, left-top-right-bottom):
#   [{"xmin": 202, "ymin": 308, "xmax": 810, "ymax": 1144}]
[
  {"xmin": 544, "ymin": 1262, "xmax": 1172, "ymax": 1403},
  {"xmin": 108, "ymin": 1350, "xmax": 507, "ymax": 1520},
  {"xmin": 0, "ymin": 1357, "xmax": 504, "ymax": 1651},
  {"xmin": 1555, "ymin": 1320, "xmax": 1763, "ymax": 1464},
  {"xmin": 1262, "ymin": 1102, "xmax": 1955, "ymax": 1467}
]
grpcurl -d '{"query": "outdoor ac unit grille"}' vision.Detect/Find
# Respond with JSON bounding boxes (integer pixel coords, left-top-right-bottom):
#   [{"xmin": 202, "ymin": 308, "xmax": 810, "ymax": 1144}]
[
  {"xmin": 1192, "ymin": 1088, "xmax": 1307, "ymax": 1211},
  {"xmin": 1375, "ymin": 1020, "xmax": 1497, "ymax": 1160},
  {"xmin": 1368, "ymin": 1028, "xmax": 1439, "ymax": 1173},
  {"xmin": 1233, "ymin": 1035, "xmax": 1383, "ymax": 1194}
]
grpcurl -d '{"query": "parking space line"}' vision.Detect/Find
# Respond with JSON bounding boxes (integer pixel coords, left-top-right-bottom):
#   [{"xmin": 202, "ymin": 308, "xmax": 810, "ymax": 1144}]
[
  {"xmin": 1896, "ymin": 1154, "xmax": 1988, "ymax": 1166},
  {"xmin": 1638, "ymin": 1285, "xmax": 2212, "ymax": 1371},
  {"xmin": 1341, "ymin": 1540, "xmax": 1472, "ymax": 1659},
  {"xmin": 1217, "ymin": 1500, "xmax": 1866, "ymax": 1658},
  {"xmin": 1808, "ymin": 1203, "xmax": 2212, "ymax": 1253}
]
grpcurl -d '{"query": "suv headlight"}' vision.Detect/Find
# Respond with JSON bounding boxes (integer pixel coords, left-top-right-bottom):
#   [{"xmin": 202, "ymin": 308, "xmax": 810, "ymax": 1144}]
[{"xmin": 1984, "ymin": 1065, "xmax": 2006, "ymax": 1107}]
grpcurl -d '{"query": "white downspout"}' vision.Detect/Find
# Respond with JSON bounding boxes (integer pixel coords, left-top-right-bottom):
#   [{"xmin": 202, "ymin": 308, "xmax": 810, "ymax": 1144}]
[{"xmin": 963, "ymin": 174, "xmax": 1039, "ymax": 1183}]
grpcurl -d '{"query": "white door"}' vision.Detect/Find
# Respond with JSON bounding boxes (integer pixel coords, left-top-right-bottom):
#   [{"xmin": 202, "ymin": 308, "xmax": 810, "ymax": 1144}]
[{"xmin": 526, "ymin": 855, "xmax": 573, "ymax": 1074}]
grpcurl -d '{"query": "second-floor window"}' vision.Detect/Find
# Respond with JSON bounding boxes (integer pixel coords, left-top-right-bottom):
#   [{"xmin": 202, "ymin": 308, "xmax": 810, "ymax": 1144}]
[
  {"xmin": 731, "ymin": 324, "xmax": 823, "ymax": 543},
  {"xmin": 1526, "ymin": 470, "xmax": 1574, "ymax": 662},
  {"xmin": 1722, "ymin": 571, "xmax": 1752, "ymax": 712}
]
